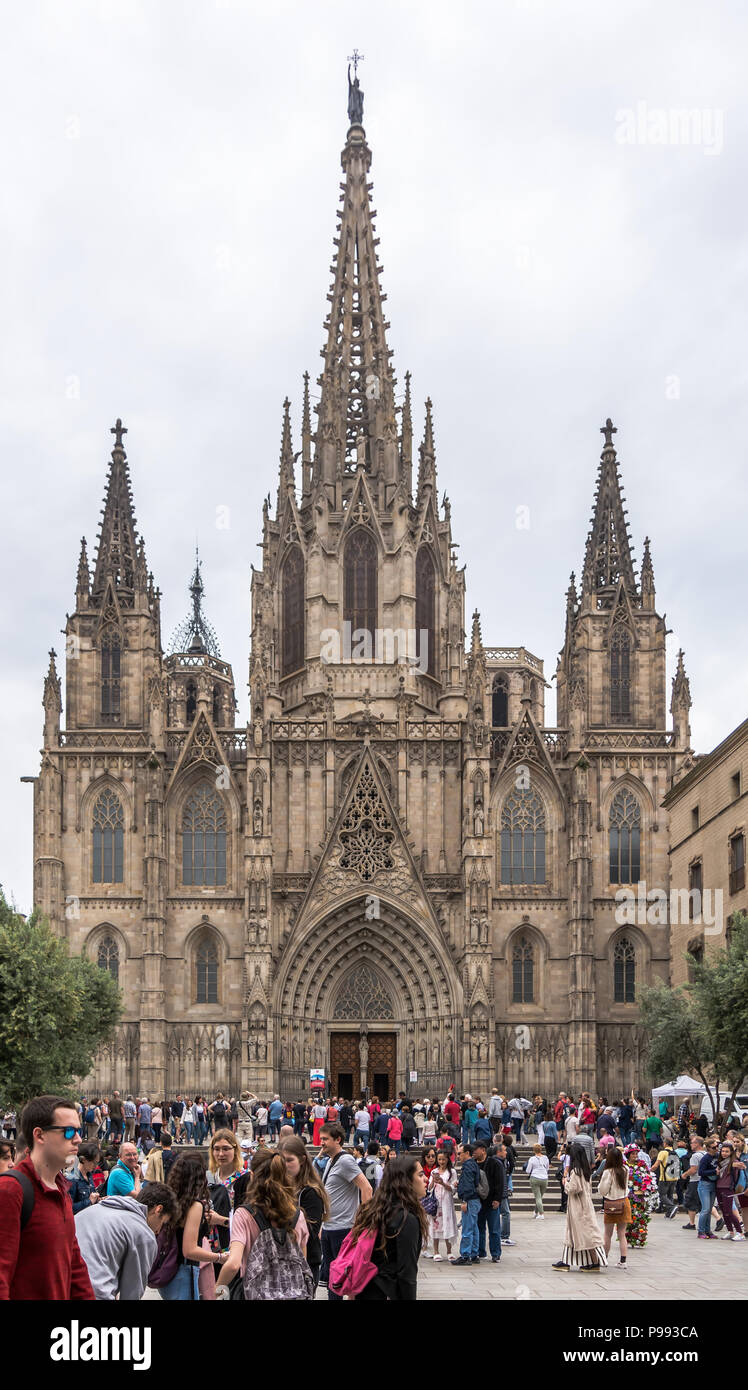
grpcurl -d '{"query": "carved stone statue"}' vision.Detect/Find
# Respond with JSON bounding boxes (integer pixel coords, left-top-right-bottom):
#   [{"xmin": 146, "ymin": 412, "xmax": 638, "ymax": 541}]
[
  {"xmin": 347, "ymin": 65, "xmax": 364, "ymax": 124},
  {"xmin": 480, "ymin": 916, "xmax": 490, "ymax": 946},
  {"xmin": 473, "ymin": 805, "xmax": 484, "ymax": 836},
  {"xmin": 470, "ymin": 913, "xmax": 480, "ymax": 945},
  {"xmin": 253, "ymin": 799, "xmax": 263, "ymax": 837},
  {"xmin": 359, "ymin": 1028, "xmax": 368, "ymax": 1070}
]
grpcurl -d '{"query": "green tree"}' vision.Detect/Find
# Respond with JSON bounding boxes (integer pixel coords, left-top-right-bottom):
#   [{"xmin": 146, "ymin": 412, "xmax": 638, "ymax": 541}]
[
  {"xmin": 0, "ymin": 889, "xmax": 121, "ymax": 1108},
  {"xmin": 688, "ymin": 911, "xmax": 748, "ymax": 1136},
  {"xmin": 640, "ymin": 911, "xmax": 748, "ymax": 1136},
  {"xmin": 637, "ymin": 980, "xmax": 719, "ymax": 1119}
]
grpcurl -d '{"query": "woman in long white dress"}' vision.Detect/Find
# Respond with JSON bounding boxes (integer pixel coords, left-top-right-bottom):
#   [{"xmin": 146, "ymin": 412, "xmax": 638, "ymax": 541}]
[{"xmin": 428, "ymin": 1150, "xmax": 459, "ymax": 1261}]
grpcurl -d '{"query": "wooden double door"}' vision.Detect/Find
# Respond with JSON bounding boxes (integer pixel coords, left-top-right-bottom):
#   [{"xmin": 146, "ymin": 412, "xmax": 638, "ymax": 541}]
[{"xmin": 330, "ymin": 1031, "xmax": 397, "ymax": 1101}]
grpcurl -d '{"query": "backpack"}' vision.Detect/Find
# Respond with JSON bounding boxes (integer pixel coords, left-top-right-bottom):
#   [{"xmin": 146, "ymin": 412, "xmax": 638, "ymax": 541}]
[
  {"xmin": 0, "ymin": 1171, "xmax": 35, "ymax": 1228},
  {"xmin": 213, "ymin": 1102, "xmax": 226, "ymax": 1120},
  {"xmin": 147, "ymin": 1227, "xmax": 179, "ymax": 1288},
  {"xmin": 241, "ymin": 1206, "xmax": 314, "ymax": 1301},
  {"xmin": 85, "ymin": 1107, "xmax": 96, "ymax": 1125},
  {"xmin": 476, "ymin": 1167, "xmax": 490, "ymax": 1201},
  {"xmin": 664, "ymin": 1151, "xmax": 680, "ymax": 1182},
  {"xmin": 328, "ymin": 1227, "xmax": 378, "ymax": 1299},
  {"xmin": 359, "ymin": 1157, "xmax": 380, "ymax": 1187}
]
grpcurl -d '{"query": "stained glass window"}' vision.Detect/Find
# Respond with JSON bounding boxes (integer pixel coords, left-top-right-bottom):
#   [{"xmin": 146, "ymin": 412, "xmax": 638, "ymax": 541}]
[
  {"xmin": 613, "ymin": 937, "xmax": 635, "ymax": 1002},
  {"xmin": 282, "ymin": 546, "xmax": 305, "ymax": 676},
  {"xmin": 500, "ymin": 789, "xmax": 546, "ymax": 885},
  {"xmin": 344, "ymin": 528, "xmax": 377, "ymax": 652},
  {"xmin": 101, "ymin": 630, "xmax": 121, "ymax": 722},
  {"xmin": 182, "ymin": 785, "xmax": 227, "ymax": 886},
  {"xmin": 415, "ymin": 547, "xmax": 436, "ymax": 676},
  {"xmin": 609, "ymin": 789, "xmax": 641, "ymax": 884},
  {"xmin": 92, "ymin": 790, "xmax": 124, "ymax": 883},
  {"xmin": 196, "ymin": 937, "xmax": 218, "ymax": 1003},
  {"xmin": 492, "ymin": 675, "xmax": 508, "ymax": 727},
  {"xmin": 512, "ymin": 936, "xmax": 534, "ymax": 1002},
  {"xmin": 97, "ymin": 934, "xmax": 119, "ymax": 982},
  {"xmin": 610, "ymin": 622, "xmax": 631, "ymax": 722}
]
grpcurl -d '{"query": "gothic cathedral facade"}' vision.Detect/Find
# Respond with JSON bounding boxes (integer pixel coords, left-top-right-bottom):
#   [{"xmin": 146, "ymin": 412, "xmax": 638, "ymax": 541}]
[{"xmin": 31, "ymin": 90, "xmax": 694, "ymax": 1103}]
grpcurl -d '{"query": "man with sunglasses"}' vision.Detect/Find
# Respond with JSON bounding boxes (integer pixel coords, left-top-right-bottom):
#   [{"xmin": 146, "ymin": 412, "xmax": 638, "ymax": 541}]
[{"xmin": 0, "ymin": 1094, "xmax": 94, "ymax": 1299}]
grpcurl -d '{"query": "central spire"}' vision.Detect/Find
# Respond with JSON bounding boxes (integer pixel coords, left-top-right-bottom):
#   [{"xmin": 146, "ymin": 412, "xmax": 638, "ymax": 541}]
[
  {"xmin": 314, "ymin": 64, "xmax": 398, "ymax": 489},
  {"xmin": 581, "ymin": 418, "xmax": 637, "ymax": 601}
]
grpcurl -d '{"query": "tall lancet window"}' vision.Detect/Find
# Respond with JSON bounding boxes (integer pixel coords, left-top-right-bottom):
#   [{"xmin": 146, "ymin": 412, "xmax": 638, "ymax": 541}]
[
  {"xmin": 500, "ymin": 788, "xmax": 546, "ymax": 885},
  {"xmin": 101, "ymin": 629, "xmax": 121, "ymax": 723},
  {"xmin": 610, "ymin": 621, "xmax": 632, "ymax": 722},
  {"xmin": 182, "ymin": 784, "xmax": 227, "ymax": 886},
  {"xmin": 492, "ymin": 675, "xmax": 509, "ymax": 727},
  {"xmin": 415, "ymin": 547, "xmax": 436, "ymax": 677},
  {"xmin": 609, "ymin": 788, "xmax": 641, "ymax": 884},
  {"xmin": 344, "ymin": 528, "xmax": 377, "ymax": 656},
  {"xmin": 281, "ymin": 546, "xmax": 305, "ymax": 677},
  {"xmin": 92, "ymin": 790, "xmax": 124, "ymax": 883}
]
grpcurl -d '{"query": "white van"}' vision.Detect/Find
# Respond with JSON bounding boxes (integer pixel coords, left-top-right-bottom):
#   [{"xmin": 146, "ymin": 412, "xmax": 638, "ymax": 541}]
[{"xmin": 698, "ymin": 1091, "xmax": 748, "ymax": 1123}]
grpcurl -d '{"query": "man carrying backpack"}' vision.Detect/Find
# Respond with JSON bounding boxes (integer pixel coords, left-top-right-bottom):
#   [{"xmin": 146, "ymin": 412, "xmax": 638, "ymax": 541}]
[
  {"xmin": 84, "ymin": 1099, "xmax": 101, "ymax": 1142},
  {"xmin": 0, "ymin": 1094, "xmax": 95, "ymax": 1300},
  {"xmin": 473, "ymin": 1138, "xmax": 504, "ymax": 1263},
  {"xmin": 655, "ymin": 1139, "xmax": 681, "ymax": 1218},
  {"xmin": 209, "ymin": 1094, "xmax": 228, "ymax": 1135},
  {"xmin": 359, "ymin": 1141, "xmax": 383, "ymax": 1190}
]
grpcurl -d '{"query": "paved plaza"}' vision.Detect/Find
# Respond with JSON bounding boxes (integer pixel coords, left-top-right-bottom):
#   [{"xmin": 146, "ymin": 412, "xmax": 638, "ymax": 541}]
[{"xmin": 143, "ymin": 1209, "xmax": 748, "ymax": 1302}]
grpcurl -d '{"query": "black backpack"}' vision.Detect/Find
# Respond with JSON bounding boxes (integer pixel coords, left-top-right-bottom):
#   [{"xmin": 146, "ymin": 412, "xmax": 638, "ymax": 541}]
[{"xmin": 0, "ymin": 1171, "xmax": 35, "ymax": 1228}]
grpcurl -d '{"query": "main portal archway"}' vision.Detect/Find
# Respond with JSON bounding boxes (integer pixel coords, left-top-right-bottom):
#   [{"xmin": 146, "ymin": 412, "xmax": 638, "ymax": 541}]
[{"xmin": 273, "ymin": 895, "xmax": 462, "ymax": 1099}]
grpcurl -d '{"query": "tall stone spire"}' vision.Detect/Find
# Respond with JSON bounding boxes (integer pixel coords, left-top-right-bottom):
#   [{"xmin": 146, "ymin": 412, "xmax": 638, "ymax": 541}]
[
  {"xmin": 76, "ymin": 536, "xmax": 90, "ymax": 604},
  {"xmin": 276, "ymin": 396, "xmax": 296, "ymax": 512},
  {"xmin": 314, "ymin": 69, "xmax": 398, "ymax": 488},
  {"xmin": 640, "ymin": 534, "xmax": 655, "ymax": 609},
  {"xmin": 91, "ymin": 418, "xmax": 140, "ymax": 603},
  {"xmin": 417, "ymin": 397, "xmax": 436, "ymax": 498},
  {"xmin": 581, "ymin": 418, "xmax": 637, "ymax": 601},
  {"xmin": 301, "ymin": 371, "xmax": 312, "ymax": 498}
]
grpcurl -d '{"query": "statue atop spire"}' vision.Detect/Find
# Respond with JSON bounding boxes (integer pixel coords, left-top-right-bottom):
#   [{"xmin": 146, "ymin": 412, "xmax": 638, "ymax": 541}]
[{"xmin": 347, "ymin": 50, "xmax": 364, "ymax": 125}]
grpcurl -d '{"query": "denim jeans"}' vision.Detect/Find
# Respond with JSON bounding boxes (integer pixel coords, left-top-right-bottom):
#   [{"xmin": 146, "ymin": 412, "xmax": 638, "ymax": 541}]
[
  {"xmin": 500, "ymin": 1195, "xmax": 511, "ymax": 1239},
  {"xmin": 460, "ymin": 1197, "xmax": 481, "ymax": 1258},
  {"xmin": 321, "ymin": 1227, "xmax": 350, "ymax": 1300},
  {"xmin": 477, "ymin": 1204, "xmax": 502, "ymax": 1258},
  {"xmin": 160, "ymin": 1263, "xmax": 199, "ymax": 1301},
  {"xmin": 512, "ymin": 1117, "xmax": 523, "ymax": 1144},
  {"xmin": 461, "ymin": 1124, "xmax": 476, "ymax": 1145},
  {"xmin": 698, "ymin": 1180, "xmax": 716, "ymax": 1234},
  {"xmin": 183, "ymin": 1120, "xmax": 194, "ymax": 1143},
  {"xmin": 355, "ymin": 1129, "xmax": 370, "ymax": 1148}
]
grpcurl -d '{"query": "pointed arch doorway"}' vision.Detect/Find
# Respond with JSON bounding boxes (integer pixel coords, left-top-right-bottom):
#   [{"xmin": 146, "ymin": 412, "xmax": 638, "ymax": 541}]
[{"xmin": 330, "ymin": 962, "xmax": 397, "ymax": 1100}]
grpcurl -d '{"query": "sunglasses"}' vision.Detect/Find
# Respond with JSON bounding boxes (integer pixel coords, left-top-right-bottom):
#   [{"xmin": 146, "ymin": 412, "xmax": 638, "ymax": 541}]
[{"xmin": 43, "ymin": 1125, "xmax": 83, "ymax": 1140}]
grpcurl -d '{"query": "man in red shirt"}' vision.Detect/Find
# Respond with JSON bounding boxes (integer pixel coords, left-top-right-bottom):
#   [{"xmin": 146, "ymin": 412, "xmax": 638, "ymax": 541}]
[
  {"xmin": 0, "ymin": 1094, "xmax": 95, "ymax": 1300},
  {"xmin": 444, "ymin": 1096, "xmax": 462, "ymax": 1138}
]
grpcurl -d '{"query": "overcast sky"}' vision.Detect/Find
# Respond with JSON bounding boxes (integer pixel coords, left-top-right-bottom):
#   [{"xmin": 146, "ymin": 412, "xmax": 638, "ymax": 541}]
[{"xmin": 2, "ymin": 0, "xmax": 746, "ymax": 913}]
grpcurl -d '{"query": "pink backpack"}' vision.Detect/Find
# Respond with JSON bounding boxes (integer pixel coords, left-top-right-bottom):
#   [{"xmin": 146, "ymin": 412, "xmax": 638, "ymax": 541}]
[{"xmin": 328, "ymin": 1228, "xmax": 378, "ymax": 1299}]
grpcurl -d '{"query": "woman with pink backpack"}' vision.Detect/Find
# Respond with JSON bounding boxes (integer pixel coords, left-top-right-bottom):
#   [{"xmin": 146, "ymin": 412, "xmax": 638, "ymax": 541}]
[{"xmin": 328, "ymin": 1154, "xmax": 428, "ymax": 1300}]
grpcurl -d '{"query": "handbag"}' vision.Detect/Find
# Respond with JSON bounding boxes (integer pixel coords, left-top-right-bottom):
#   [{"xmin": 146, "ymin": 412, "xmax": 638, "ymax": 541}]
[
  {"xmin": 603, "ymin": 1196, "xmax": 626, "ymax": 1215},
  {"xmin": 421, "ymin": 1189, "xmax": 438, "ymax": 1217}
]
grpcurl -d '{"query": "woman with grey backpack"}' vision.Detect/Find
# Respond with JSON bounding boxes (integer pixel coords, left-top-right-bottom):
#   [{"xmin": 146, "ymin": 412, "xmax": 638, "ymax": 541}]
[{"xmin": 214, "ymin": 1148, "xmax": 313, "ymax": 1300}]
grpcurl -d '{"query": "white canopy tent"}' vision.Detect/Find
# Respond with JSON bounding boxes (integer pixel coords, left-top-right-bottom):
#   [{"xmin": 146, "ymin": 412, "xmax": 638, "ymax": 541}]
[{"xmin": 651, "ymin": 1074, "xmax": 706, "ymax": 1099}]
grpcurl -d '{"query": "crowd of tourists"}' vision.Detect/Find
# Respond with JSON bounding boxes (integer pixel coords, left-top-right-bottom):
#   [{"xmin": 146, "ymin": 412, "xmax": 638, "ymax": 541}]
[{"xmin": 0, "ymin": 1085, "xmax": 745, "ymax": 1301}]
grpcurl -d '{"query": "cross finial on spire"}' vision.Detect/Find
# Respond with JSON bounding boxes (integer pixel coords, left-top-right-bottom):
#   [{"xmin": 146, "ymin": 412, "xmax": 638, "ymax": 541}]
[
  {"xmin": 347, "ymin": 48, "xmax": 364, "ymax": 76},
  {"xmin": 600, "ymin": 417, "xmax": 617, "ymax": 449},
  {"xmin": 111, "ymin": 418, "xmax": 127, "ymax": 450}
]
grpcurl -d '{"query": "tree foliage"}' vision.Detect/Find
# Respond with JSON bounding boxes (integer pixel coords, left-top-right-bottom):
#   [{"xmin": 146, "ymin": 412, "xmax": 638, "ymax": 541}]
[
  {"xmin": 639, "ymin": 911, "xmax": 748, "ymax": 1135},
  {"xmin": 0, "ymin": 889, "xmax": 121, "ymax": 1107}
]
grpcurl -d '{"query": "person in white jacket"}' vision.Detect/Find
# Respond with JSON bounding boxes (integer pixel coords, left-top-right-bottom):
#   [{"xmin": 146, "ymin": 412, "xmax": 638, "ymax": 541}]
[
  {"xmin": 525, "ymin": 1145, "xmax": 550, "ymax": 1217},
  {"xmin": 75, "ymin": 1185, "xmax": 178, "ymax": 1300}
]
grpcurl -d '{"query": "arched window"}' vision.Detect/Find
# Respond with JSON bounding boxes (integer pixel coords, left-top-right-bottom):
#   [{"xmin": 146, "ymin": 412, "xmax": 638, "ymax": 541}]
[
  {"xmin": 613, "ymin": 936, "xmax": 636, "ymax": 1002},
  {"xmin": 415, "ymin": 547, "xmax": 436, "ymax": 677},
  {"xmin": 609, "ymin": 788, "xmax": 641, "ymax": 884},
  {"xmin": 97, "ymin": 934, "xmax": 120, "ymax": 982},
  {"xmin": 212, "ymin": 684, "xmax": 221, "ymax": 725},
  {"xmin": 182, "ymin": 784, "xmax": 227, "ymax": 886},
  {"xmin": 92, "ymin": 790, "xmax": 124, "ymax": 883},
  {"xmin": 500, "ymin": 788, "xmax": 546, "ymax": 885},
  {"xmin": 492, "ymin": 675, "xmax": 508, "ymax": 727},
  {"xmin": 512, "ymin": 936, "xmax": 534, "ymax": 1003},
  {"xmin": 196, "ymin": 935, "xmax": 219, "ymax": 1004},
  {"xmin": 101, "ymin": 630, "xmax": 121, "ymax": 722},
  {"xmin": 282, "ymin": 545, "xmax": 305, "ymax": 676},
  {"xmin": 610, "ymin": 622, "xmax": 632, "ymax": 722},
  {"xmin": 186, "ymin": 681, "xmax": 197, "ymax": 722},
  {"xmin": 344, "ymin": 528, "xmax": 377, "ymax": 655}
]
